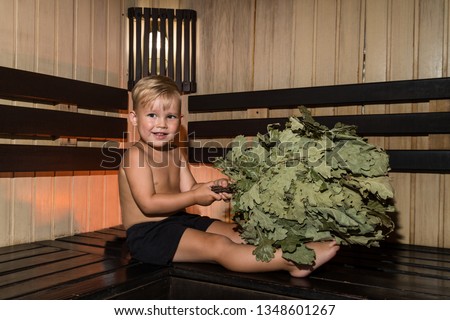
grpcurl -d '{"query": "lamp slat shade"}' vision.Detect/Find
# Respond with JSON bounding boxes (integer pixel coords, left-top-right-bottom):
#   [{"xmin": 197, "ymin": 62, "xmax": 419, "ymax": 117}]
[{"xmin": 127, "ymin": 7, "xmax": 196, "ymax": 93}]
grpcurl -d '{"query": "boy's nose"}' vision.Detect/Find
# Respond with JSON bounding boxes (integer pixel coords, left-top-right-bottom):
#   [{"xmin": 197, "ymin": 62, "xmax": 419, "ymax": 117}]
[{"xmin": 156, "ymin": 117, "xmax": 167, "ymax": 128}]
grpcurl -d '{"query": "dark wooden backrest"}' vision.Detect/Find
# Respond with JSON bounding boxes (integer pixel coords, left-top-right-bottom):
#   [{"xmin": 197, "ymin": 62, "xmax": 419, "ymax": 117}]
[
  {"xmin": 188, "ymin": 78, "xmax": 450, "ymax": 173},
  {"xmin": 0, "ymin": 66, "xmax": 128, "ymax": 172}
]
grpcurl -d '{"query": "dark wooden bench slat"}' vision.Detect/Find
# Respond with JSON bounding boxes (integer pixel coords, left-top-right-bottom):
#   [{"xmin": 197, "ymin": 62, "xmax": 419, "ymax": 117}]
[
  {"xmin": 337, "ymin": 250, "xmax": 450, "ymax": 273},
  {"xmin": 317, "ymin": 263, "xmax": 450, "ymax": 298},
  {"xmin": 188, "ymin": 147, "xmax": 450, "ymax": 173},
  {"xmin": 332, "ymin": 253, "xmax": 450, "ymax": 280},
  {"xmin": 0, "ymin": 66, "xmax": 128, "ymax": 111},
  {"xmin": 340, "ymin": 243, "xmax": 450, "ymax": 263},
  {"xmin": 93, "ymin": 226, "xmax": 127, "ymax": 237},
  {"xmin": 0, "ymin": 246, "xmax": 61, "ymax": 264},
  {"xmin": 0, "ymin": 250, "xmax": 86, "ymax": 274},
  {"xmin": 0, "ymin": 105, "xmax": 127, "ymax": 140},
  {"xmin": 0, "ymin": 145, "xmax": 124, "ymax": 172},
  {"xmin": 314, "ymin": 269, "xmax": 449, "ymax": 299},
  {"xmin": 37, "ymin": 240, "xmax": 111, "ymax": 256},
  {"xmin": 0, "ymin": 257, "xmax": 125, "ymax": 299},
  {"xmin": 19, "ymin": 263, "xmax": 168, "ymax": 300},
  {"xmin": 78, "ymin": 232, "xmax": 124, "ymax": 242},
  {"xmin": 188, "ymin": 112, "xmax": 450, "ymax": 138},
  {"xmin": 0, "ymin": 254, "xmax": 105, "ymax": 289},
  {"xmin": 0, "ymin": 243, "xmax": 43, "ymax": 255},
  {"xmin": 188, "ymin": 77, "xmax": 450, "ymax": 112},
  {"xmin": 57, "ymin": 235, "xmax": 127, "ymax": 254}
]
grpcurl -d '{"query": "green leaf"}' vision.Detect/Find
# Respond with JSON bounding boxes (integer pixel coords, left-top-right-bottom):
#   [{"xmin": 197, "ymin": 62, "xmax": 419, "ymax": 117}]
[{"xmin": 282, "ymin": 244, "xmax": 316, "ymax": 266}]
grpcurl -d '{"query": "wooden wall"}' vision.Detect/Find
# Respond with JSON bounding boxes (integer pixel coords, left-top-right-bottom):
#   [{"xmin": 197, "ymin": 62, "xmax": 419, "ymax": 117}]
[
  {"xmin": 0, "ymin": 0, "xmax": 449, "ymax": 249},
  {"xmin": 187, "ymin": 0, "xmax": 450, "ymax": 249},
  {"xmin": 0, "ymin": 0, "xmax": 128, "ymax": 246}
]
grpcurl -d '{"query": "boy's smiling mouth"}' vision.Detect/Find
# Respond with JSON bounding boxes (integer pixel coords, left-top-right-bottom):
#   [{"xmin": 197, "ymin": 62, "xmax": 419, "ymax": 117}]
[{"xmin": 152, "ymin": 131, "xmax": 169, "ymax": 139}]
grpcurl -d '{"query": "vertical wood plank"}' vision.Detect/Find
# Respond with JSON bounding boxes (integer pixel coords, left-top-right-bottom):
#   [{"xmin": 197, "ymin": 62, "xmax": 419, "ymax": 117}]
[
  {"xmin": 15, "ymin": 0, "xmax": 36, "ymax": 71},
  {"xmin": 231, "ymin": 0, "xmax": 255, "ymax": 92},
  {"xmin": 0, "ymin": 174, "xmax": 12, "ymax": 246},
  {"xmin": 292, "ymin": 0, "xmax": 315, "ymax": 88},
  {"xmin": 56, "ymin": 0, "xmax": 75, "ymax": 78},
  {"xmin": 335, "ymin": 0, "xmax": 363, "ymax": 115},
  {"xmin": 417, "ymin": 0, "xmax": 445, "ymax": 79},
  {"xmin": 313, "ymin": 0, "xmax": 338, "ymax": 116},
  {"xmin": 36, "ymin": 0, "xmax": 56, "ymax": 74},
  {"xmin": 414, "ymin": 174, "xmax": 441, "ymax": 246},
  {"xmin": 12, "ymin": 174, "xmax": 33, "ymax": 244},
  {"xmin": 0, "ymin": 0, "xmax": 14, "ymax": 247},
  {"xmin": 92, "ymin": 0, "xmax": 108, "ymax": 84},
  {"xmin": 253, "ymin": 0, "xmax": 275, "ymax": 90},
  {"xmin": 106, "ymin": 0, "xmax": 122, "ymax": 87},
  {"xmin": 444, "ymin": 175, "xmax": 450, "ymax": 248},
  {"xmin": 75, "ymin": 0, "xmax": 92, "ymax": 81},
  {"xmin": 190, "ymin": 0, "xmax": 214, "ymax": 94},
  {"xmin": 53, "ymin": 172, "xmax": 73, "ymax": 238},
  {"xmin": 389, "ymin": 172, "xmax": 411, "ymax": 244},
  {"xmin": 210, "ymin": 0, "xmax": 234, "ymax": 93},
  {"xmin": 34, "ymin": 172, "xmax": 54, "ymax": 241},
  {"xmin": 88, "ymin": 172, "xmax": 106, "ymax": 231},
  {"xmin": 271, "ymin": 0, "xmax": 294, "ymax": 90},
  {"xmin": 0, "ymin": 0, "xmax": 15, "ymax": 68},
  {"xmin": 104, "ymin": 172, "xmax": 121, "ymax": 227},
  {"xmin": 72, "ymin": 172, "xmax": 89, "ymax": 233}
]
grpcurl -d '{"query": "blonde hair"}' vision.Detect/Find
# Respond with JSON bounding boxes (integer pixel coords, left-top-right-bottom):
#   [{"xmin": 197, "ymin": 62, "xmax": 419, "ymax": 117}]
[{"xmin": 131, "ymin": 75, "xmax": 181, "ymax": 111}]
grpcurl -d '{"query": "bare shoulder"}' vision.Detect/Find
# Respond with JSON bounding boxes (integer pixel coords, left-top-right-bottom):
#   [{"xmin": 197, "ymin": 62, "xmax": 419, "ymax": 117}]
[{"xmin": 122, "ymin": 143, "xmax": 149, "ymax": 169}]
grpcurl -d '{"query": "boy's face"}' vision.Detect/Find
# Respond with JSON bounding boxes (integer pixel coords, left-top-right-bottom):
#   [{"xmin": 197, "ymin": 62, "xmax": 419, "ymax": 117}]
[{"xmin": 130, "ymin": 96, "xmax": 181, "ymax": 149}]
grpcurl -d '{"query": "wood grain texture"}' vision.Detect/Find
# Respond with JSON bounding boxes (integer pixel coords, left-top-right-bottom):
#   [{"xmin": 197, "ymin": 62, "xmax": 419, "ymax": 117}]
[{"xmin": 0, "ymin": 0, "xmax": 449, "ymax": 249}]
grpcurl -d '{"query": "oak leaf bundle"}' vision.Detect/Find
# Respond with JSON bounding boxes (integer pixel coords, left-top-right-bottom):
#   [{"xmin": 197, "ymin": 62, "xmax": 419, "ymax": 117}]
[{"xmin": 213, "ymin": 108, "xmax": 396, "ymax": 265}]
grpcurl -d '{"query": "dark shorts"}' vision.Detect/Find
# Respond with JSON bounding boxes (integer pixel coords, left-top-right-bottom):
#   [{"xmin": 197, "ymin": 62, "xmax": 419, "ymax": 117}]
[{"xmin": 126, "ymin": 212, "xmax": 218, "ymax": 266}]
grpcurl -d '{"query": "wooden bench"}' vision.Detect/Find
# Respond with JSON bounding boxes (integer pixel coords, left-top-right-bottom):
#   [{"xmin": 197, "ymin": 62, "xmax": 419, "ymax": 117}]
[{"xmin": 1, "ymin": 68, "xmax": 449, "ymax": 299}]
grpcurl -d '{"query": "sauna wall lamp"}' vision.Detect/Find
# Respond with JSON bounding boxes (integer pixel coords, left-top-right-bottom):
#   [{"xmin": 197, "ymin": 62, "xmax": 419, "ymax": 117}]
[{"xmin": 127, "ymin": 7, "xmax": 197, "ymax": 93}]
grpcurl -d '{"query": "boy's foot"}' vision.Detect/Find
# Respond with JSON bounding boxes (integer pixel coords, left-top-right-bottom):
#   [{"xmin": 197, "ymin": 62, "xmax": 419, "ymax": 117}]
[{"xmin": 288, "ymin": 240, "xmax": 340, "ymax": 278}]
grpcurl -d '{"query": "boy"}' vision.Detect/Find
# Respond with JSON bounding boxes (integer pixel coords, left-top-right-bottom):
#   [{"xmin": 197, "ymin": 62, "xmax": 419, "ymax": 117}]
[{"xmin": 119, "ymin": 75, "xmax": 339, "ymax": 277}]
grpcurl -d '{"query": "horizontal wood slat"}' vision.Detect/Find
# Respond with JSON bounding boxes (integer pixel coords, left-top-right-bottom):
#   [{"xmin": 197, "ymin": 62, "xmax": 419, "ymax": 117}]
[
  {"xmin": 0, "ymin": 145, "xmax": 124, "ymax": 172},
  {"xmin": 188, "ymin": 148, "xmax": 450, "ymax": 173},
  {"xmin": 189, "ymin": 112, "xmax": 450, "ymax": 138},
  {"xmin": 188, "ymin": 77, "xmax": 450, "ymax": 112},
  {"xmin": 0, "ymin": 105, "xmax": 127, "ymax": 139},
  {"xmin": 0, "ymin": 66, "xmax": 128, "ymax": 111}
]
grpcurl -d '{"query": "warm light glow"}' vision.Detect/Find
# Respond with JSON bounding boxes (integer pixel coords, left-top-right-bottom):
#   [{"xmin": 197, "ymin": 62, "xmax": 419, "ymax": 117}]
[{"xmin": 149, "ymin": 31, "xmax": 169, "ymax": 73}]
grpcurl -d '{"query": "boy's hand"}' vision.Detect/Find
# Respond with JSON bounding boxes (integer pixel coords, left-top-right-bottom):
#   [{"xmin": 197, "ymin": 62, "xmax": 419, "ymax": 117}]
[
  {"xmin": 193, "ymin": 182, "xmax": 222, "ymax": 206},
  {"xmin": 211, "ymin": 179, "xmax": 233, "ymax": 202}
]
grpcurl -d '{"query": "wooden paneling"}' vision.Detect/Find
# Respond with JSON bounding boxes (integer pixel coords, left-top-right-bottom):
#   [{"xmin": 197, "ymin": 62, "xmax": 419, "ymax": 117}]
[
  {"xmin": 0, "ymin": 0, "xmax": 127, "ymax": 247},
  {"xmin": 0, "ymin": 0, "xmax": 449, "ymax": 248}
]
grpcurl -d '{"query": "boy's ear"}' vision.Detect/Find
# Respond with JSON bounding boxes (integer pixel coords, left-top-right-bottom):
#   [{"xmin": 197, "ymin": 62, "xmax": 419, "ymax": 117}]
[{"xmin": 129, "ymin": 111, "xmax": 138, "ymax": 126}]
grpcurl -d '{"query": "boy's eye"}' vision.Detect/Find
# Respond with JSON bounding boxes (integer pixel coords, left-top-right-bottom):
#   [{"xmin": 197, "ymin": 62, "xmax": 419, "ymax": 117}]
[
  {"xmin": 167, "ymin": 114, "xmax": 178, "ymax": 119},
  {"xmin": 147, "ymin": 113, "xmax": 157, "ymax": 118}
]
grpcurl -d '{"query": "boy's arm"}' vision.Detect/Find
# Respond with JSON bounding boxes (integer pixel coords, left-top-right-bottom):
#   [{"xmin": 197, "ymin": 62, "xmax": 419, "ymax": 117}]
[
  {"xmin": 123, "ymin": 147, "xmax": 222, "ymax": 216},
  {"xmin": 179, "ymin": 151, "xmax": 232, "ymax": 201}
]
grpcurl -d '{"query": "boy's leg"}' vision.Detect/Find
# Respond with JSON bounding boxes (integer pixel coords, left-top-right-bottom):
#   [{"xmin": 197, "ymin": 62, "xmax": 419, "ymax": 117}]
[
  {"xmin": 173, "ymin": 227, "xmax": 339, "ymax": 277},
  {"xmin": 205, "ymin": 220, "xmax": 243, "ymax": 244}
]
